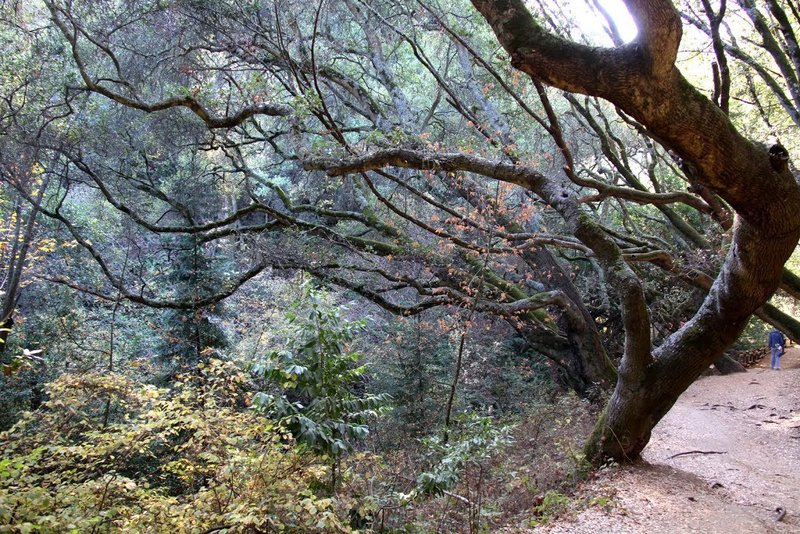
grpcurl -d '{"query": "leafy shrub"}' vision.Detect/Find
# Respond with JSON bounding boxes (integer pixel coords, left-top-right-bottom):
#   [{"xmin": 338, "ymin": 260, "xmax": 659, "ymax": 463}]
[
  {"xmin": 528, "ymin": 490, "xmax": 571, "ymax": 526},
  {"xmin": 253, "ymin": 282, "xmax": 389, "ymax": 460},
  {"xmin": 415, "ymin": 414, "xmax": 513, "ymax": 500},
  {"xmin": 0, "ymin": 361, "xmax": 349, "ymax": 532}
]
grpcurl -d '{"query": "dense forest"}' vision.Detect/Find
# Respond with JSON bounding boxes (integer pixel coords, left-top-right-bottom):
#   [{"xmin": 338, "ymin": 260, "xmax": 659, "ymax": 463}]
[{"xmin": 1, "ymin": 0, "xmax": 799, "ymax": 531}]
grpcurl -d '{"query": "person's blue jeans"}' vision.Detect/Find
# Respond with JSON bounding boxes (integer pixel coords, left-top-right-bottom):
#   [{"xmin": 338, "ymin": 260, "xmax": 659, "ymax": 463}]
[{"xmin": 771, "ymin": 347, "xmax": 782, "ymax": 369}]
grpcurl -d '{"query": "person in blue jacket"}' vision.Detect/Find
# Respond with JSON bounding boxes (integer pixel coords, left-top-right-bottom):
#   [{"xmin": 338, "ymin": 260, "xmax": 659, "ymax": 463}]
[{"xmin": 768, "ymin": 328, "xmax": 786, "ymax": 370}]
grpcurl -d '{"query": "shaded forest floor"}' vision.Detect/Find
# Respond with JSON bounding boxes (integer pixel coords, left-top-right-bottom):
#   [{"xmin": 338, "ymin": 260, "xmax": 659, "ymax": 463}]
[{"xmin": 540, "ymin": 346, "xmax": 800, "ymax": 533}]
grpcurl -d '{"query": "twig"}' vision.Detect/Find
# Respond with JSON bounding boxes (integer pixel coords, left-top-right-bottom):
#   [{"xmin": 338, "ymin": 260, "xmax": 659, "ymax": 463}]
[
  {"xmin": 701, "ymin": 404, "xmax": 737, "ymax": 411},
  {"xmin": 667, "ymin": 450, "xmax": 727, "ymax": 459},
  {"xmin": 392, "ymin": 472, "xmax": 473, "ymax": 506}
]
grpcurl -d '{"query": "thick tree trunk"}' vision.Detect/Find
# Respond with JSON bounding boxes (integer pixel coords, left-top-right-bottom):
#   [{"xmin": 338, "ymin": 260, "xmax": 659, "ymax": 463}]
[
  {"xmin": 518, "ymin": 322, "xmax": 609, "ymax": 395},
  {"xmin": 780, "ymin": 268, "xmax": 800, "ymax": 300},
  {"xmin": 755, "ymin": 303, "xmax": 800, "ymax": 342},
  {"xmin": 713, "ymin": 354, "xmax": 746, "ymax": 374},
  {"xmin": 521, "ymin": 247, "xmax": 616, "ymax": 391},
  {"xmin": 585, "ymin": 214, "xmax": 799, "ymax": 462}
]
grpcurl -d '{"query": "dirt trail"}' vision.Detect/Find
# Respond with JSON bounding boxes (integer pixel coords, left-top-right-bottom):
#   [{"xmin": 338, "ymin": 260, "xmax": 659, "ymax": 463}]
[{"xmin": 543, "ymin": 346, "xmax": 800, "ymax": 533}]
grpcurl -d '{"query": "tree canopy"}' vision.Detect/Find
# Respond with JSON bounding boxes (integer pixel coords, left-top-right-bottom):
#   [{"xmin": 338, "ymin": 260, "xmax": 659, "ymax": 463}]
[{"xmin": 1, "ymin": 0, "xmax": 799, "ymax": 482}]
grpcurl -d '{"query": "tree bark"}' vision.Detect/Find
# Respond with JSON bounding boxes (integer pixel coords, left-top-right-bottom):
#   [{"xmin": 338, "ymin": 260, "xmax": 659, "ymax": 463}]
[
  {"xmin": 755, "ymin": 304, "xmax": 800, "ymax": 342},
  {"xmin": 520, "ymin": 246, "xmax": 616, "ymax": 392},
  {"xmin": 780, "ymin": 268, "xmax": 800, "ymax": 300},
  {"xmin": 713, "ymin": 354, "xmax": 746, "ymax": 374}
]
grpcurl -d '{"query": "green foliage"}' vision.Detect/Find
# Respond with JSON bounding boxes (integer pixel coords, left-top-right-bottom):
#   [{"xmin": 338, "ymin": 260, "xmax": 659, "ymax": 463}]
[
  {"xmin": 733, "ymin": 315, "xmax": 773, "ymax": 351},
  {"xmin": 0, "ymin": 361, "xmax": 350, "ymax": 532},
  {"xmin": 4, "ymin": 0, "xmax": 798, "ymax": 529},
  {"xmin": 414, "ymin": 413, "xmax": 512, "ymax": 499},
  {"xmin": 528, "ymin": 490, "xmax": 571, "ymax": 526},
  {"xmin": 253, "ymin": 281, "xmax": 389, "ymax": 458},
  {"xmin": 157, "ymin": 236, "xmax": 230, "ymax": 368},
  {"xmin": 370, "ymin": 315, "xmax": 453, "ymax": 437},
  {"xmin": 1, "ymin": 348, "xmax": 43, "ymax": 377}
]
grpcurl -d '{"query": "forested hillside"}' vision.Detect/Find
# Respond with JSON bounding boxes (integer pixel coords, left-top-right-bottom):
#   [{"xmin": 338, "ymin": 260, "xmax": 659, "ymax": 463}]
[{"xmin": 1, "ymin": 0, "xmax": 799, "ymax": 531}]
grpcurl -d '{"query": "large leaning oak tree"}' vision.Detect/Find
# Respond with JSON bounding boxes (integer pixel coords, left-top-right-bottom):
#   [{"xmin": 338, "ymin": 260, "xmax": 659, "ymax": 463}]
[
  {"xmin": 468, "ymin": 0, "xmax": 800, "ymax": 460},
  {"xmin": 312, "ymin": 0, "xmax": 800, "ymax": 459},
  {"xmin": 2, "ymin": 0, "xmax": 799, "ymax": 462}
]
